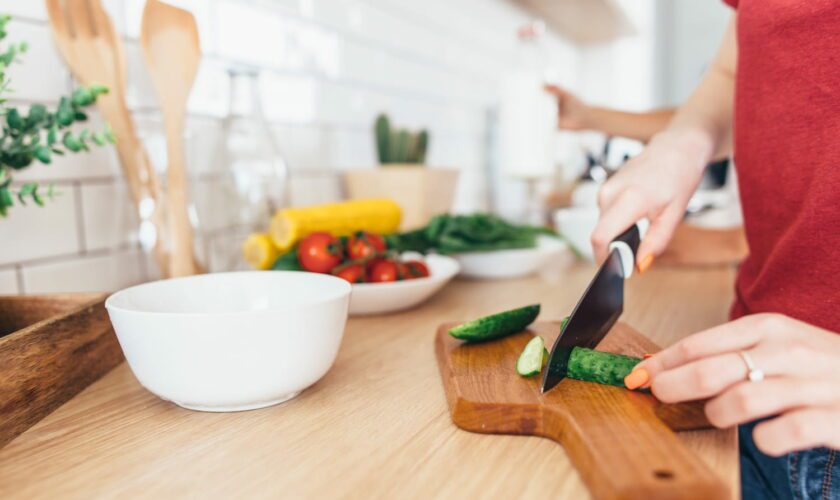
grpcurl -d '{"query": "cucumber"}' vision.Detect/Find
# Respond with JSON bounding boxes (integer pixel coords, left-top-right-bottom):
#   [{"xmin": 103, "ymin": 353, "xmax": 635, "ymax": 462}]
[
  {"xmin": 567, "ymin": 347, "xmax": 641, "ymax": 388},
  {"xmin": 516, "ymin": 336, "xmax": 546, "ymax": 377},
  {"xmin": 449, "ymin": 304, "xmax": 540, "ymax": 342}
]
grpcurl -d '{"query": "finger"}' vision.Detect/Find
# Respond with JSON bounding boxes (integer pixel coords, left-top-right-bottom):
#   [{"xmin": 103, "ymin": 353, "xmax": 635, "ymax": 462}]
[
  {"xmin": 636, "ymin": 202, "xmax": 684, "ymax": 264},
  {"xmin": 704, "ymin": 378, "xmax": 838, "ymax": 428},
  {"xmin": 590, "ymin": 190, "xmax": 648, "ymax": 263},
  {"xmin": 543, "ymin": 84, "xmax": 568, "ymax": 99},
  {"xmin": 752, "ymin": 406, "xmax": 840, "ymax": 456},
  {"xmin": 651, "ymin": 340, "xmax": 814, "ymax": 403},
  {"xmin": 649, "ymin": 351, "xmax": 746, "ymax": 403},
  {"xmin": 634, "ymin": 316, "xmax": 766, "ymax": 378}
]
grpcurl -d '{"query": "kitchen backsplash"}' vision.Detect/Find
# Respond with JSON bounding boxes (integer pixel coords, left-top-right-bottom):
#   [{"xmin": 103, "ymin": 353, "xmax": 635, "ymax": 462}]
[{"xmin": 0, "ymin": 0, "xmax": 578, "ymax": 294}]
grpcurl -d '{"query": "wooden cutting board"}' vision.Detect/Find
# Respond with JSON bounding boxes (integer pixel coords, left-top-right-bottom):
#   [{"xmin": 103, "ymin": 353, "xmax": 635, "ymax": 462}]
[{"xmin": 435, "ymin": 321, "xmax": 728, "ymax": 500}]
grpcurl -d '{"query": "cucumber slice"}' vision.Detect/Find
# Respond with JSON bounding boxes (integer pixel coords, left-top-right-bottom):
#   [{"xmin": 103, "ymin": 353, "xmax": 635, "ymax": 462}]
[
  {"xmin": 516, "ymin": 336, "xmax": 545, "ymax": 377},
  {"xmin": 449, "ymin": 304, "xmax": 540, "ymax": 342}
]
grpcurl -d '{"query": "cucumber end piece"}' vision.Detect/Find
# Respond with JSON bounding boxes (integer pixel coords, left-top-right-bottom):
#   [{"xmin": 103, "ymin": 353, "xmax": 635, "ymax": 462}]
[{"xmin": 516, "ymin": 336, "xmax": 545, "ymax": 377}]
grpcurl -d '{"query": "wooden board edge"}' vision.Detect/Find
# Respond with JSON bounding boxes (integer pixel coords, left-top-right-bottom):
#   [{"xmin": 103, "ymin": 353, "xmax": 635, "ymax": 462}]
[{"xmin": 0, "ymin": 296, "xmax": 123, "ymax": 449}]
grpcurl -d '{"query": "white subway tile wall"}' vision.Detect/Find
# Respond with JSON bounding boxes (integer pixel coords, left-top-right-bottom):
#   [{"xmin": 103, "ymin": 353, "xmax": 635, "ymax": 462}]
[{"xmin": 0, "ymin": 0, "xmax": 579, "ymax": 293}]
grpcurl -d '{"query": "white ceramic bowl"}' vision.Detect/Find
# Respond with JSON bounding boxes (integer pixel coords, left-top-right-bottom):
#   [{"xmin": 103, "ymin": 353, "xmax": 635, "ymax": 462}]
[
  {"xmin": 105, "ymin": 271, "xmax": 351, "ymax": 412},
  {"xmin": 349, "ymin": 254, "xmax": 460, "ymax": 315},
  {"xmin": 553, "ymin": 206, "xmax": 599, "ymax": 261},
  {"xmin": 453, "ymin": 236, "xmax": 568, "ymax": 279}
]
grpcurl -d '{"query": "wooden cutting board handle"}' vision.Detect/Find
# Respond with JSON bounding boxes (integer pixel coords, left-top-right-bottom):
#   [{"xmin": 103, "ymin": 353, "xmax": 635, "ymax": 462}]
[{"xmin": 436, "ymin": 321, "xmax": 728, "ymax": 500}]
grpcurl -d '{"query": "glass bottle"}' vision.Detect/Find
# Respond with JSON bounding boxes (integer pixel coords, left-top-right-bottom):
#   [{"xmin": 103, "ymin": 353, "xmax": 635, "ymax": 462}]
[{"xmin": 205, "ymin": 68, "xmax": 290, "ymax": 272}]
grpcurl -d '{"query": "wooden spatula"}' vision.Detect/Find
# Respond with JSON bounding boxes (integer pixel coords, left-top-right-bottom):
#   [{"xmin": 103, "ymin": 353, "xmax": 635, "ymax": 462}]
[
  {"xmin": 140, "ymin": 0, "xmax": 201, "ymax": 278},
  {"xmin": 45, "ymin": 0, "xmax": 168, "ymax": 272}
]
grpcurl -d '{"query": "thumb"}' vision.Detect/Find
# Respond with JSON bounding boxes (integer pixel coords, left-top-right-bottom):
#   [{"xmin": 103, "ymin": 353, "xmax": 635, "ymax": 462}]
[{"xmin": 636, "ymin": 203, "xmax": 683, "ymax": 270}]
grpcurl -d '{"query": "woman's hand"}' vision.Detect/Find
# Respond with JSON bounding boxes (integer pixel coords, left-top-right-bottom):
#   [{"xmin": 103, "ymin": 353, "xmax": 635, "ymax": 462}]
[
  {"xmin": 544, "ymin": 85, "xmax": 594, "ymax": 131},
  {"xmin": 627, "ymin": 314, "xmax": 840, "ymax": 456},
  {"xmin": 590, "ymin": 129, "xmax": 712, "ymax": 265}
]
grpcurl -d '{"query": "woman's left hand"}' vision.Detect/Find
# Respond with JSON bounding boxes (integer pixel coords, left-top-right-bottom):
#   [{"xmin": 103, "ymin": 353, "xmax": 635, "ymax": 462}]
[{"xmin": 628, "ymin": 314, "xmax": 840, "ymax": 456}]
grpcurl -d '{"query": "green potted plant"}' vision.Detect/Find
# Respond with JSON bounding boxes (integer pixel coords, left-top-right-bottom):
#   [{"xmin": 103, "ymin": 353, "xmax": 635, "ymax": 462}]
[
  {"xmin": 0, "ymin": 14, "xmax": 113, "ymax": 218},
  {"xmin": 344, "ymin": 113, "xmax": 458, "ymax": 230}
]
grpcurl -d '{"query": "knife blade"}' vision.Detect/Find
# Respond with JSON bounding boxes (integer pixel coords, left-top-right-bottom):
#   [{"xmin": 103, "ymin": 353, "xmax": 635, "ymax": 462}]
[{"xmin": 541, "ymin": 221, "xmax": 646, "ymax": 393}]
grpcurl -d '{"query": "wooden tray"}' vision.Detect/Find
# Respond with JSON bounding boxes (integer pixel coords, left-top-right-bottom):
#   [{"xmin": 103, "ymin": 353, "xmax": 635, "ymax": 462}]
[
  {"xmin": 0, "ymin": 294, "xmax": 123, "ymax": 449},
  {"xmin": 435, "ymin": 321, "xmax": 727, "ymax": 500}
]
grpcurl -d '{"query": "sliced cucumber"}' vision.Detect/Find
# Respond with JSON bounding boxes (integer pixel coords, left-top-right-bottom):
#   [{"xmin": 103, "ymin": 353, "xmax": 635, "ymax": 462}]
[
  {"xmin": 567, "ymin": 347, "xmax": 642, "ymax": 387},
  {"xmin": 449, "ymin": 304, "xmax": 540, "ymax": 342},
  {"xmin": 516, "ymin": 336, "xmax": 546, "ymax": 377}
]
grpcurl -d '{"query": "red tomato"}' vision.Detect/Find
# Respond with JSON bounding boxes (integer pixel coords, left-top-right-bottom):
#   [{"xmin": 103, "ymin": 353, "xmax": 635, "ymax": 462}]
[
  {"xmin": 346, "ymin": 231, "xmax": 387, "ymax": 260},
  {"xmin": 400, "ymin": 260, "xmax": 430, "ymax": 280},
  {"xmin": 368, "ymin": 259, "xmax": 398, "ymax": 283},
  {"xmin": 297, "ymin": 232, "xmax": 343, "ymax": 273},
  {"xmin": 332, "ymin": 263, "xmax": 365, "ymax": 284}
]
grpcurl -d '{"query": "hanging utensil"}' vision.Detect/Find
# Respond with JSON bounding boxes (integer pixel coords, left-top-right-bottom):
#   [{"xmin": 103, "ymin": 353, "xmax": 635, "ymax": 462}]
[
  {"xmin": 140, "ymin": 0, "xmax": 202, "ymax": 277},
  {"xmin": 46, "ymin": 0, "xmax": 168, "ymax": 273}
]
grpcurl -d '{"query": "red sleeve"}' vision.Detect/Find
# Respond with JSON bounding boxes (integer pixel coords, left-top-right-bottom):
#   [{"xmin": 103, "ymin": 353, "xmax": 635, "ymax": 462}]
[{"xmin": 722, "ymin": 0, "xmax": 738, "ymax": 7}]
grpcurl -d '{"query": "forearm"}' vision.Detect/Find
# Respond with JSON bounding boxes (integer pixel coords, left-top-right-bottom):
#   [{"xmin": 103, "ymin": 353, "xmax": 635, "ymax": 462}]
[
  {"xmin": 585, "ymin": 108, "xmax": 675, "ymax": 143},
  {"xmin": 660, "ymin": 16, "xmax": 737, "ymax": 166}
]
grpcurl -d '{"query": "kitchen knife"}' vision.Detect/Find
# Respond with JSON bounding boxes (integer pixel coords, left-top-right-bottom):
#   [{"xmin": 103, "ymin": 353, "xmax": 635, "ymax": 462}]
[{"xmin": 541, "ymin": 220, "xmax": 648, "ymax": 393}]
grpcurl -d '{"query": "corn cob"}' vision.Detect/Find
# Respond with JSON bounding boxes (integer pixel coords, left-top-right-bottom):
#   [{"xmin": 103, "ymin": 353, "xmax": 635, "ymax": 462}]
[{"xmin": 269, "ymin": 198, "xmax": 402, "ymax": 251}]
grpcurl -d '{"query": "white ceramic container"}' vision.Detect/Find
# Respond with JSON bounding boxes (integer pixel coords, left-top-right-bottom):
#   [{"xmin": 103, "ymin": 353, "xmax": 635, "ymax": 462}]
[
  {"xmin": 453, "ymin": 236, "xmax": 568, "ymax": 279},
  {"xmin": 348, "ymin": 254, "xmax": 460, "ymax": 315},
  {"xmin": 553, "ymin": 206, "xmax": 599, "ymax": 261},
  {"xmin": 105, "ymin": 271, "xmax": 351, "ymax": 412}
]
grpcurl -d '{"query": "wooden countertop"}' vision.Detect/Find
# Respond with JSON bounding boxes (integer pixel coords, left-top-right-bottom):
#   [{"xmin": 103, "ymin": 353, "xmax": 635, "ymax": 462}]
[{"xmin": 0, "ymin": 264, "xmax": 740, "ymax": 499}]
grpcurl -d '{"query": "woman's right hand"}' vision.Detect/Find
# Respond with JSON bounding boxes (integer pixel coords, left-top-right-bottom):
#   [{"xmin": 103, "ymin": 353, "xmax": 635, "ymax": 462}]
[{"xmin": 590, "ymin": 129, "xmax": 713, "ymax": 267}]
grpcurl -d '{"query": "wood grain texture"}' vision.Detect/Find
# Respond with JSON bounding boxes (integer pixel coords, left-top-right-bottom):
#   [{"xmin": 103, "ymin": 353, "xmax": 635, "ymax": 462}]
[
  {"xmin": 0, "ymin": 294, "xmax": 102, "ymax": 337},
  {"xmin": 0, "ymin": 265, "xmax": 739, "ymax": 499},
  {"xmin": 436, "ymin": 322, "xmax": 726, "ymax": 499},
  {"xmin": 0, "ymin": 294, "xmax": 123, "ymax": 449},
  {"xmin": 659, "ymin": 224, "xmax": 749, "ymax": 267}
]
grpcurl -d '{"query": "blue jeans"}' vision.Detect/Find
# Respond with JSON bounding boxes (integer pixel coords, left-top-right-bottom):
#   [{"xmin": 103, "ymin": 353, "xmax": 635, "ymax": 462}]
[{"xmin": 741, "ymin": 421, "xmax": 840, "ymax": 500}]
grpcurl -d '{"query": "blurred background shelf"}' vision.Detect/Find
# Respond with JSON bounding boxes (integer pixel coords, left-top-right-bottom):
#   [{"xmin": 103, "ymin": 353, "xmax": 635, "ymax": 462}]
[{"xmin": 510, "ymin": 0, "xmax": 635, "ymax": 44}]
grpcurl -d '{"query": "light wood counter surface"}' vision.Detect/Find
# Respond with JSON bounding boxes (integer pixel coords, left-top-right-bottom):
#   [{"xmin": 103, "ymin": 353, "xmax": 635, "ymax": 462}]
[{"xmin": 0, "ymin": 263, "xmax": 740, "ymax": 499}]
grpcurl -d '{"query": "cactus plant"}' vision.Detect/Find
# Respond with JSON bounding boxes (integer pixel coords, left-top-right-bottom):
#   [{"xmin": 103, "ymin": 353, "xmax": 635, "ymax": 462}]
[{"xmin": 373, "ymin": 112, "xmax": 429, "ymax": 165}]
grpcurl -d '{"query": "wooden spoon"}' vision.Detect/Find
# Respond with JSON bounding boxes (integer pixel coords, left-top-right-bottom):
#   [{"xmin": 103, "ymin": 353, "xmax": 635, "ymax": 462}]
[
  {"xmin": 140, "ymin": 0, "xmax": 201, "ymax": 277},
  {"xmin": 46, "ymin": 0, "xmax": 169, "ymax": 272}
]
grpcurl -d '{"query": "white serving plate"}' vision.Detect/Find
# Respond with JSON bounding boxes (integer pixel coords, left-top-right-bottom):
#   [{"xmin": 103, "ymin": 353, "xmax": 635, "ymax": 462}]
[
  {"xmin": 106, "ymin": 271, "xmax": 351, "ymax": 412},
  {"xmin": 348, "ymin": 254, "xmax": 460, "ymax": 315},
  {"xmin": 453, "ymin": 235, "xmax": 568, "ymax": 279}
]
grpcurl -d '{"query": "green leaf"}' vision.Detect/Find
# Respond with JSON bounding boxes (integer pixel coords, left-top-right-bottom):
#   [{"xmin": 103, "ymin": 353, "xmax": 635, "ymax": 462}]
[
  {"xmin": 71, "ymin": 87, "xmax": 94, "ymax": 107},
  {"xmin": 91, "ymin": 132, "xmax": 106, "ymax": 146},
  {"xmin": 6, "ymin": 108, "xmax": 22, "ymax": 130},
  {"xmin": 0, "ymin": 187, "xmax": 13, "ymax": 217},
  {"xmin": 27, "ymin": 103, "xmax": 47, "ymax": 127},
  {"xmin": 74, "ymin": 111, "xmax": 88, "ymax": 121},
  {"xmin": 56, "ymin": 97, "xmax": 74, "ymax": 126},
  {"xmin": 47, "ymin": 124, "xmax": 57, "ymax": 145},
  {"xmin": 17, "ymin": 182, "xmax": 36, "ymax": 205},
  {"xmin": 62, "ymin": 132, "xmax": 82, "ymax": 152},
  {"xmin": 31, "ymin": 187, "xmax": 44, "ymax": 207},
  {"xmin": 34, "ymin": 145, "xmax": 51, "ymax": 163},
  {"xmin": 89, "ymin": 84, "xmax": 109, "ymax": 98}
]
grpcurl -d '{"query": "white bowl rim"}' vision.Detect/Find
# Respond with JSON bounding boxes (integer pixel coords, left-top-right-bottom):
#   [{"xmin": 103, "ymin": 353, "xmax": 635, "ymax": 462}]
[
  {"xmin": 105, "ymin": 271, "xmax": 351, "ymax": 317},
  {"xmin": 450, "ymin": 235, "xmax": 566, "ymax": 259},
  {"xmin": 350, "ymin": 254, "xmax": 460, "ymax": 289}
]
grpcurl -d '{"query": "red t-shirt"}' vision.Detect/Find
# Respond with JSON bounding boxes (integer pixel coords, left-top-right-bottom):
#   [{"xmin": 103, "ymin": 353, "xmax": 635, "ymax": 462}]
[{"xmin": 723, "ymin": 0, "xmax": 840, "ymax": 332}]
